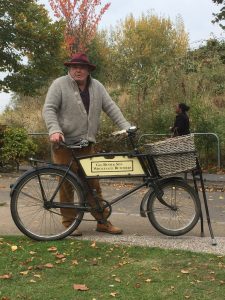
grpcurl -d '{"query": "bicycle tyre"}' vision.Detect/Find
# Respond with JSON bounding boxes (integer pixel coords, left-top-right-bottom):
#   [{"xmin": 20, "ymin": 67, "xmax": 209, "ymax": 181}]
[
  {"xmin": 10, "ymin": 167, "xmax": 85, "ymax": 241},
  {"xmin": 147, "ymin": 179, "xmax": 201, "ymax": 236}
]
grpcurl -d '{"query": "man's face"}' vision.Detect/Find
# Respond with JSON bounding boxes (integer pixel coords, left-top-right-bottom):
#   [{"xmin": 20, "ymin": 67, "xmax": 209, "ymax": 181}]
[
  {"xmin": 175, "ymin": 104, "xmax": 181, "ymax": 114},
  {"xmin": 69, "ymin": 64, "xmax": 90, "ymax": 83}
]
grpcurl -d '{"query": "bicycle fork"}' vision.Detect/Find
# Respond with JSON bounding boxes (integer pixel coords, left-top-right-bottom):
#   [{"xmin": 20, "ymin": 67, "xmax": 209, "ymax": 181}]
[{"xmin": 140, "ymin": 179, "xmax": 177, "ymax": 217}]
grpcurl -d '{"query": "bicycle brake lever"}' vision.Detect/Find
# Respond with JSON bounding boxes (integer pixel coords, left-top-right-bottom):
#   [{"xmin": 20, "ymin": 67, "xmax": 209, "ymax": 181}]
[{"xmin": 80, "ymin": 139, "xmax": 89, "ymax": 147}]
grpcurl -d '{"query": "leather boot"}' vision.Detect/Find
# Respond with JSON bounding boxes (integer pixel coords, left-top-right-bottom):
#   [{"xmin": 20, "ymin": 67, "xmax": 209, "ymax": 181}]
[{"xmin": 96, "ymin": 221, "xmax": 123, "ymax": 234}]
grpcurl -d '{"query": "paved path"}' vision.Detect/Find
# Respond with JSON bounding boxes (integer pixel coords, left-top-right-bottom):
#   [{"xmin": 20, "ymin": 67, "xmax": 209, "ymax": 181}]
[{"xmin": 1, "ymin": 172, "xmax": 225, "ymax": 255}]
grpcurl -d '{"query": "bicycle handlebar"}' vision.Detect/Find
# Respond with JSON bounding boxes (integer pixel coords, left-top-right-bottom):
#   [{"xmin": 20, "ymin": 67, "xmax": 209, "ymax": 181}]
[
  {"xmin": 59, "ymin": 139, "xmax": 89, "ymax": 149},
  {"xmin": 59, "ymin": 126, "xmax": 138, "ymax": 149},
  {"xmin": 112, "ymin": 126, "xmax": 137, "ymax": 136}
]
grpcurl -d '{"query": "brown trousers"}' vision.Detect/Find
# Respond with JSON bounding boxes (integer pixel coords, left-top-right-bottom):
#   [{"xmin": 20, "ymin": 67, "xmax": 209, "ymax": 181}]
[{"xmin": 52, "ymin": 144, "xmax": 108, "ymax": 227}]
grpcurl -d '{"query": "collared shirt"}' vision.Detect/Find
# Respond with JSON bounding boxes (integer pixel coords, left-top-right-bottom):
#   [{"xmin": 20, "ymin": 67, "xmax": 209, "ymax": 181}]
[
  {"xmin": 79, "ymin": 84, "xmax": 90, "ymax": 114},
  {"xmin": 68, "ymin": 72, "xmax": 90, "ymax": 114}
]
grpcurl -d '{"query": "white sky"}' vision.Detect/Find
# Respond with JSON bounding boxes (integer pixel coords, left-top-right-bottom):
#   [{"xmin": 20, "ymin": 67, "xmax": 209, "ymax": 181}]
[{"xmin": 0, "ymin": 0, "xmax": 224, "ymax": 112}]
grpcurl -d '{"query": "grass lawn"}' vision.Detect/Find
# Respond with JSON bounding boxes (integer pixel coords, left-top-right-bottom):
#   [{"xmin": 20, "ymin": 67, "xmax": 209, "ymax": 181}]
[{"xmin": 0, "ymin": 236, "xmax": 225, "ymax": 300}]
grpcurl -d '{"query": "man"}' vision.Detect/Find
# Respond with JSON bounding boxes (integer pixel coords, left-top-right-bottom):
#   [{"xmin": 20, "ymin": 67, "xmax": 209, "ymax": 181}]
[{"xmin": 43, "ymin": 53, "xmax": 131, "ymax": 236}]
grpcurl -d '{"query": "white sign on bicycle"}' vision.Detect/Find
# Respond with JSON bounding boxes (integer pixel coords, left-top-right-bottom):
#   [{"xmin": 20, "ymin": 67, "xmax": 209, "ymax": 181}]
[{"xmin": 80, "ymin": 155, "xmax": 145, "ymax": 177}]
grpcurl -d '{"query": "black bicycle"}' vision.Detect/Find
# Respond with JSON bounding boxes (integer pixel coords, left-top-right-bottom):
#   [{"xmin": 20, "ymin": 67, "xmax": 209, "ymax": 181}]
[{"xmin": 10, "ymin": 127, "xmax": 205, "ymax": 241}]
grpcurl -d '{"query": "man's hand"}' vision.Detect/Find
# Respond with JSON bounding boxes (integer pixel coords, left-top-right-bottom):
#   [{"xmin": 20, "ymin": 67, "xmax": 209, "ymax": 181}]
[
  {"xmin": 111, "ymin": 129, "xmax": 127, "ymax": 136},
  {"xmin": 50, "ymin": 132, "xmax": 65, "ymax": 143}
]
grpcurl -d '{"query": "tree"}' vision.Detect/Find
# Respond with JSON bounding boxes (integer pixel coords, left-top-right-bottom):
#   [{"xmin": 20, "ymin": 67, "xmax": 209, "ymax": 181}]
[
  {"xmin": 49, "ymin": 0, "xmax": 111, "ymax": 54},
  {"xmin": 212, "ymin": 0, "xmax": 225, "ymax": 29},
  {"xmin": 108, "ymin": 14, "xmax": 188, "ymax": 126},
  {"xmin": 110, "ymin": 14, "xmax": 188, "ymax": 88},
  {"xmin": 0, "ymin": 0, "xmax": 65, "ymax": 95}
]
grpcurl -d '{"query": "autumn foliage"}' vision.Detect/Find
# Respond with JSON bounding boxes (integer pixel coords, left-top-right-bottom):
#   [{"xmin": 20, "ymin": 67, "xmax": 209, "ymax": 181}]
[{"xmin": 49, "ymin": 0, "xmax": 111, "ymax": 54}]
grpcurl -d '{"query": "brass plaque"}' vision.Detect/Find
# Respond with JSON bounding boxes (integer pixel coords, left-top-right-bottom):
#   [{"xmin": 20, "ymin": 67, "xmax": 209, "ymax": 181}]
[{"xmin": 79, "ymin": 156, "xmax": 145, "ymax": 177}]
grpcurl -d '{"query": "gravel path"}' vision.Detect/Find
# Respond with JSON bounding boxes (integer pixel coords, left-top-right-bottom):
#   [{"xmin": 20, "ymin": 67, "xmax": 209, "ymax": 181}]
[{"xmin": 72, "ymin": 234, "xmax": 225, "ymax": 256}]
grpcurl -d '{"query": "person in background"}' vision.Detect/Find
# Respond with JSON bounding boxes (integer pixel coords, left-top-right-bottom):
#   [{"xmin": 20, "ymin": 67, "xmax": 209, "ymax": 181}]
[
  {"xmin": 43, "ymin": 53, "xmax": 131, "ymax": 236},
  {"xmin": 170, "ymin": 103, "xmax": 190, "ymax": 136}
]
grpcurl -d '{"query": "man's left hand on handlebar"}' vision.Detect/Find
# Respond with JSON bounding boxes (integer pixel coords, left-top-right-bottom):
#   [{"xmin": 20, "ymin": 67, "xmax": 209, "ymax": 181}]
[{"xmin": 112, "ymin": 126, "xmax": 137, "ymax": 137}]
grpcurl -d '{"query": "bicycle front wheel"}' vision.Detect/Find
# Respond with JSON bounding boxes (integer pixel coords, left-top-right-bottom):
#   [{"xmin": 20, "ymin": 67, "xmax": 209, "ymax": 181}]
[
  {"xmin": 147, "ymin": 179, "xmax": 201, "ymax": 236},
  {"xmin": 10, "ymin": 167, "xmax": 85, "ymax": 241}
]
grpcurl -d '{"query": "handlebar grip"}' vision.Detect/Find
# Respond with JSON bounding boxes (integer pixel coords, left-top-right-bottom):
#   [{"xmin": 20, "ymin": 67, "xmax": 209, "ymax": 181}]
[
  {"xmin": 58, "ymin": 139, "xmax": 89, "ymax": 149},
  {"xmin": 127, "ymin": 126, "xmax": 138, "ymax": 134}
]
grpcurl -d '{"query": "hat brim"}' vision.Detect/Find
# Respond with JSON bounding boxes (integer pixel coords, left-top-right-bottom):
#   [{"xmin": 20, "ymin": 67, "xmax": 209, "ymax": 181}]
[{"xmin": 64, "ymin": 61, "xmax": 96, "ymax": 71}]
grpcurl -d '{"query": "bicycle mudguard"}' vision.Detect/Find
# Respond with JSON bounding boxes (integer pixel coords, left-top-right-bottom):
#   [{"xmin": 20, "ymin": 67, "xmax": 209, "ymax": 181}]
[
  {"xmin": 10, "ymin": 165, "xmax": 86, "ymax": 198},
  {"xmin": 139, "ymin": 176, "xmax": 184, "ymax": 217}
]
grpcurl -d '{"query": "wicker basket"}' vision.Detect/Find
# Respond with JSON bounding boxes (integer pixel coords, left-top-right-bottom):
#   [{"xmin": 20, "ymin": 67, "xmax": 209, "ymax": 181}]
[{"xmin": 144, "ymin": 134, "xmax": 197, "ymax": 177}]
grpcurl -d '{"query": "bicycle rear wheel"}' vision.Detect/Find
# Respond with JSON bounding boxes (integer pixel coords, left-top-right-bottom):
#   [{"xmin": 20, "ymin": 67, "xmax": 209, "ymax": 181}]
[
  {"xmin": 147, "ymin": 179, "xmax": 201, "ymax": 236},
  {"xmin": 10, "ymin": 167, "xmax": 85, "ymax": 241}
]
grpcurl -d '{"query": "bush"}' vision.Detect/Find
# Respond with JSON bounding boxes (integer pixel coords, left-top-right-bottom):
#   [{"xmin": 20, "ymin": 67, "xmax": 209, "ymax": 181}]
[{"xmin": 0, "ymin": 127, "xmax": 37, "ymax": 171}]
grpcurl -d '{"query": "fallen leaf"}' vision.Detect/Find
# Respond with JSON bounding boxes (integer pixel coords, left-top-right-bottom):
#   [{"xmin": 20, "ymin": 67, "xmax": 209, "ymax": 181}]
[
  {"xmin": 34, "ymin": 274, "xmax": 41, "ymax": 278},
  {"xmin": 145, "ymin": 278, "xmax": 152, "ymax": 282},
  {"xmin": 20, "ymin": 271, "xmax": 29, "ymax": 276},
  {"xmin": 47, "ymin": 246, "xmax": 57, "ymax": 252},
  {"xmin": 71, "ymin": 259, "xmax": 78, "ymax": 265},
  {"xmin": 115, "ymin": 277, "xmax": 121, "ymax": 282},
  {"xmin": 11, "ymin": 245, "xmax": 18, "ymax": 252},
  {"xmin": 30, "ymin": 279, "xmax": 36, "ymax": 283},
  {"xmin": 0, "ymin": 274, "xmax": 12, "ymax": 279},
  {"xmin": 91, "ymin": 241, "xmax": 97, "ymax": 248},
  {"xmin": 55, "ymin": 254, "xmax": 65, "ymax": 259},
  {"xmin": 29, "ymin": 251, "xmax": 37, "ymax": 255},
  {"xmin": 181, "ymin": 269, "xmax": 190, "ymax": 274},
  {"xmin": 73, "ymin": 284, "xmax": 89, "ymax": 291},
  {"xmin": 44, "ymin": 263, "xmax": 54, "ymax": 268},
  {"xmin": 195, "ymin": 279, "xmax": 201, "ymax": 283},
  {"xmin": 110, "ymin": 292, "xmax": 118, "ymax": 297}
]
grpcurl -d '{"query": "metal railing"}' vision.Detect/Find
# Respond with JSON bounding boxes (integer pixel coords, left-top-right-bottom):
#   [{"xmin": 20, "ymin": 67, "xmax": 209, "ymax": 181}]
[
  {"xmin": 138, "ymin": 133, "xmax": 221, "ymax": 169},
  {"xmin": 28, "ymin": 132, "xmax": 222, "ymax": 169}
]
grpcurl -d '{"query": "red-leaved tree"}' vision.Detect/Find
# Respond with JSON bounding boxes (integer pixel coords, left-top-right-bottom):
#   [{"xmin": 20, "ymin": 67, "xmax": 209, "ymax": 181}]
[{"xmin": 49, "ymin": 0, "xmax": 111, "ymax": 54}]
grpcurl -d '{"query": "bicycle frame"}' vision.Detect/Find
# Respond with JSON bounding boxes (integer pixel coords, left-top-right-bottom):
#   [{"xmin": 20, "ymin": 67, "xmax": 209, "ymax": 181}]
[
  {"xmin": 26, "ymin": 133, "xmax": 178, "ymax": 214},
  {"xmin": 58, "ymin": 144, "xmax": 173, "ymax": 211}
]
